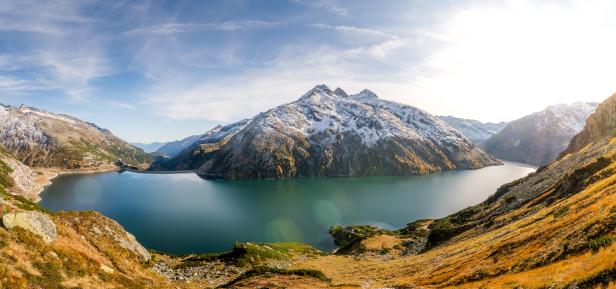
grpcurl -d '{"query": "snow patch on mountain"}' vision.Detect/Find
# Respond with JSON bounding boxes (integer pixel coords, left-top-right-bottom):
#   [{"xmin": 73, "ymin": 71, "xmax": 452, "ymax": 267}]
[{"xmin": 254, "ymin": 85, "xmax": 469, "ymax": 148}]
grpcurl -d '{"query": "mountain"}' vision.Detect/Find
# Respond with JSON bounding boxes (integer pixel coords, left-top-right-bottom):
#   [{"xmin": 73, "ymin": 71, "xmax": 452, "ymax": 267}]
[
  {"xmin": 439, "ymin": 116, "xmax": 507, "ymax": 144},
  {"xmin": 191, "ymin": 85, "xmax": 500, "ymax": 179},
  {"xmin": 155, "ymin": 135, "xmax": 201, "ymax": 157},
  {"xmin": 0, "ymin": 104, "xmax": 151, "ymax": 169},
  {"xmin": 130, "ymin": 141, "xmax": 168, "ymax": 153},
  {"xmin": 148, "ymin": 119, "xmax": 251, "ymax": 171},
  {"xmin": 483, "ymin": 102, "xmax": 597, "ymax": 166}
]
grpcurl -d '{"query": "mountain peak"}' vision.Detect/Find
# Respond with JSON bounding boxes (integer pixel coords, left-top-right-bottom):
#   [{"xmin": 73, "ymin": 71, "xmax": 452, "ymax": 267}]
[
  {"xmin": 352, "ymin": 89, "xmax": 379, "ymax": 99},
  {"xmin": 311, "ymin": 84, "xmax": 332, "ymax": 94},
  {"xmin": 333, "ymin": 87, "xmax": 348, "ymax": 98}
]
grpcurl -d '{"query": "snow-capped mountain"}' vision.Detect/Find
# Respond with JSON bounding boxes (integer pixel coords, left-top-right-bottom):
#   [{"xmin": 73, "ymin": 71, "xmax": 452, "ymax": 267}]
[
  {"xmin": 483, "ymin": 102, "xmax": 598, "ymax": 166},
  {"xmin": 439, "ymin": 116, "xmax": 507, "ymax": 144},
  {"xmin": 183, "ymin": 85, "xmax": 500, "ymax": 179},
  {"xmin": 0, "ymin": 104, "xmax": 150, "ymax": 168},
  {"xmin": 149, "ymin": 119, "xmax": 252, "ymax": 170}
]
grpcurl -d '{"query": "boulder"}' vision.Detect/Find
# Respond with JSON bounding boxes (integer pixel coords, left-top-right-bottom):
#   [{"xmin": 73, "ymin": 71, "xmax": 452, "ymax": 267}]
[{"xmin": 2, "ymin": 211, "xmax": 57, "ymax": 243}]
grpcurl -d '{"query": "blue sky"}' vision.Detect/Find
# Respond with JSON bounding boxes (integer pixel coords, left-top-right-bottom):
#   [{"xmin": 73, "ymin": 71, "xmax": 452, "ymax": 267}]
[{"xmin": 0, "ymin": 0, "xmax": 615, "ymax": 143}]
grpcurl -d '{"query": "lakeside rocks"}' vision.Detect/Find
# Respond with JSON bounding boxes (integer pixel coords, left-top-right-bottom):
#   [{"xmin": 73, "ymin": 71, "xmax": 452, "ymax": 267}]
[{"xmin": 1, "ymin": 211, "xmax": 56, "ymax": 243}]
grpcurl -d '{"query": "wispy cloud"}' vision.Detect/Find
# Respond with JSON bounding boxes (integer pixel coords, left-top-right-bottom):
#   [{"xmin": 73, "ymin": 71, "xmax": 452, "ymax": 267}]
[
  {"xmin": 291, "ymin": 0, "xmax": 348, "ymax": 16},
  {"xmin": 0, "ymin": 0, "xmax": 110, "ymax": 100},
  {"xmin": 311, "ymin": 23, "xmax": 395, "ymax": 38},
  {"xmin": 141, "ymin": 40, "xmax": 413, "ymax": 121},
  {"xmin": 123, "ymin": 20, "xmax": 278, "ymax": 36}
]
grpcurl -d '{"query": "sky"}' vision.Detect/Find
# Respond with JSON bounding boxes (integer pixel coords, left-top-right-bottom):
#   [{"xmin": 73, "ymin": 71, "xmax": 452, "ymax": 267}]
[{"xmin": 0, "ymin": 0, "xmax": 615, "ymax": 143}]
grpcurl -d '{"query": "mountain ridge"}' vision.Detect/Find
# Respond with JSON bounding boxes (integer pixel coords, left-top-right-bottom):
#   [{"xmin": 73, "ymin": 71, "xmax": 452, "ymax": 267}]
[{"xmin": 439, "ymin": 115, "xmax": 508, "ymax": 144}]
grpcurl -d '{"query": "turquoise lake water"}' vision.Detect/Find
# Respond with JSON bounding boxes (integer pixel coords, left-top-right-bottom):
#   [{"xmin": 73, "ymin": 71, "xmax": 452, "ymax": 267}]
[{"xmin": 38, "ymin": 162, "xmax": 535, "ymax": 254}]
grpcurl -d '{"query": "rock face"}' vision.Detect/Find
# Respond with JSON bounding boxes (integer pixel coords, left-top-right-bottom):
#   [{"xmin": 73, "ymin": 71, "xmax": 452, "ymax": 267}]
[
  {"xmin": 106, "ymin": 224, "xmax": 151, "ymax": 262},
  {"xmin": 562, "ymin": 93, "xmax": 616, "ymax": 156},
  {"xmin": 195, "ymin": 85, "xmax": 500, "ymax": 179},
  {"xmin": 439, "ymin": 116, "xmax": 507, "ymax": 144},
  {"xmin": 483, "ymin": 102, "xmax": 597, "ymax": 166},
  {"xmin": 2, "ymin": 211, "xmax": 57, "ymax": 243},
  {"xmin": 0, "ymin": 104, "xmax": 151, "ymax": 169},
  {"xmin": 0, "ymin": 147, "xmax": 43, "ymax": 201}
]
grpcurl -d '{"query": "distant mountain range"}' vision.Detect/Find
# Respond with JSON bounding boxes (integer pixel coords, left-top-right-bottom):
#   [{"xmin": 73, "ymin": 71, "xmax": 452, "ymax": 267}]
[
  {"xmin": 151, "ymin": 85, "xmax": 500, "ymax": 178},
  {"xmin": 483, "ymin": 102, "xmax": 598, "ymax": 166},
  {"xmin": 148, "ymin": 119, "xmax": 251, "ymax": 171},
  {"xmin": 439, "ymin": 116, "xmax": 508, "ymax": 144},
  {"xmin": 0, "ymin": 104, "xmax": 151, "ymax": 169},
  {"xmin": 156, "ymin": 135, "xmax": 201, "ymax": 157},
  {"xmin": 130, "ymin": 142, "xmax": 168, "ymax": 153}
]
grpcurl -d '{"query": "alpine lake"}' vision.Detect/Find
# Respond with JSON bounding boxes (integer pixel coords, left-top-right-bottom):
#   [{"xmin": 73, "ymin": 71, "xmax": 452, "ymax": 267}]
[{"xmin": 38, "ymin": 162, "xmax": 535, "ymax": 254}]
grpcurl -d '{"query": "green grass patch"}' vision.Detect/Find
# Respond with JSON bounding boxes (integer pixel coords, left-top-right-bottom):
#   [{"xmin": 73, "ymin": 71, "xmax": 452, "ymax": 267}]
[
  {"xmin": 220, "ymin": 242, "xmax": 320, "ymax": 267},
  {"xmin": 219, "ymin": 266, "xmax": 330, "ymax": 288},
  {"xmin": 177, "ymin": 242, "xmax": 321, "ymax": 268}
]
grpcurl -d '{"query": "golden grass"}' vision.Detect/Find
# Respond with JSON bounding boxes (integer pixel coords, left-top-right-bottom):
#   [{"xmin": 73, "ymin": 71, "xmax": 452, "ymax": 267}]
[
  {"xmin": 361, "ymin": 235, "xmax": 402, "ymax": 250},
  {"xmin": 288, "ymin": 152, "xmax": 616, "ymax": 288}
]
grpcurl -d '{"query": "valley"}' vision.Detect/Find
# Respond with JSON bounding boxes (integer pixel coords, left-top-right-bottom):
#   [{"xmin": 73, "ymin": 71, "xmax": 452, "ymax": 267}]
[
  {"xmin": 1, "ymin": 1, "xmax": 613, "ymax": 288},
  {"xmin": 0, "ymin": 91, "xmax": 614, "ymax": 288}
]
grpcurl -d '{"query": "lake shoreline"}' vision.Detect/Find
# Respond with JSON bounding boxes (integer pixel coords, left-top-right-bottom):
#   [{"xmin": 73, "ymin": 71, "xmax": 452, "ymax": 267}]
[{"xmin": 32, "ymin": 165, "xmax": 119, "ymax": 202}]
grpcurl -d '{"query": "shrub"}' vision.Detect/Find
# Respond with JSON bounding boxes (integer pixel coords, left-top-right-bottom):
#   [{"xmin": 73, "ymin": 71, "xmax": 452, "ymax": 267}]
[
  {"xmin": 588, "ymin": 235, "xmax": 614, "ymax": 251},
  {"xmin": 553, "ymin": 206, "xmax": 570, "ymax": 218}
]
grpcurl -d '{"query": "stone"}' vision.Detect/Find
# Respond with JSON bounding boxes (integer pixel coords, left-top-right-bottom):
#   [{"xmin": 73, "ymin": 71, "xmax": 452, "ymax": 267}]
[
  {"xmin": 2, "ymin": 211, "xmax": 56, "ymax": 243},
  {"xmin": 100, "ymin": 263, "xmax": 115, "ymax": 273}
]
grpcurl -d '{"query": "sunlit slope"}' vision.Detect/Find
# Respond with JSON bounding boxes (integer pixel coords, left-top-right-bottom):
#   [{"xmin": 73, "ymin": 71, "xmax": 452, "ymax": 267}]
[{"xmin": 283, "ymin": 95, "xmax": 616, "ymax": 288}]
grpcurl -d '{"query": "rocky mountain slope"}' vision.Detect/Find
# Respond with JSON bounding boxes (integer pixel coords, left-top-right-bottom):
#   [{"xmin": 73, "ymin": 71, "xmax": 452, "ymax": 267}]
[
  {"xmin": 563, "ymin": 93, "xmax": 616, "ymax": 156},
  {"xmin": 131, "ymin": 141, "xmax": 168, "ymax": 153},
  {"xmin": 439, "ymin": 115, "xmax": 507, "ymax": 144},
  {"xmin": 483, "ymin": 102, "xmax": 597, "ymax": 166},
  {"xmin": 0, "ymin": 104, "xmax": 151, "ymax": 169},
  {"xmin": 189, "ymin": 85, "xmax": 500, "ymax": 179}
]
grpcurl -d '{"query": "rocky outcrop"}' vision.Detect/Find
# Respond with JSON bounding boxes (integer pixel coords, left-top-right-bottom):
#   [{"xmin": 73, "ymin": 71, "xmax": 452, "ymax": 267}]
[
  {"xmin": 562, "ymin": 93, "xmax": 616, "ymax": 156},
  {"xmin": 0, "ymin": 104, "xmax": 151, "ymax": 169},
  {"xmin": 0, "ymin": 150, "xmax": 43, "ymax": 201},
  {"xmin": 1, "ymin": 211, "xmax": 56, "ymax": 243},
  {"xmin": 483, "ymin": 102, "xmax": 597, "ymax": 166},
  {"xmin": 197, "ymin": 85, "xmax": 500, "ymax": 179},
  {"xmin": 86, "ymin": 214, "xmax": 152, "ymax": 263}
]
